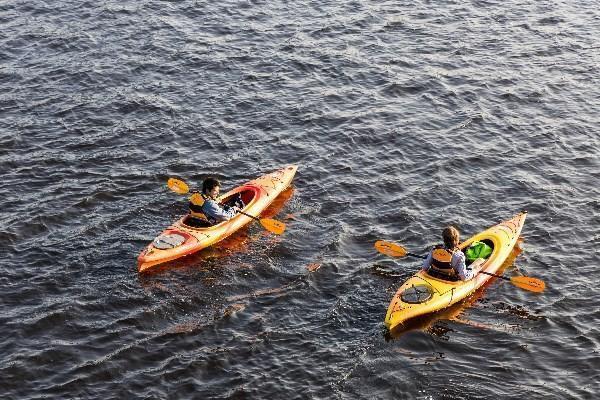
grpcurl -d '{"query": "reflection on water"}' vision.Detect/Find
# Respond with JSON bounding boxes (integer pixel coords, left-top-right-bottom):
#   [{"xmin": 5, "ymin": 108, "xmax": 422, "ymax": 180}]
[{"xmin": 492, "ymin": 302, "xmax": 544, "ymax": 321}]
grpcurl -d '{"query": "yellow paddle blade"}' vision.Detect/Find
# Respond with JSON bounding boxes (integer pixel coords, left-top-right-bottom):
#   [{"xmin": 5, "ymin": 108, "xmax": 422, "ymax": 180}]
[
  {"xmin": 189, "ymin": 192, "xmax": 205, "ymax": 206},
  {"xmin": 167, "ymin": 178, "xmax": 189, "ymax": 194},
  {"xmin": 260, "ymin": 218, "xmax": 286, "ymax": 235},
  {"xmin": 510, "ymin": 276, "xmax": 546, "ymax": 293},
  {"xmin": 374, "ymin": 240, "xmax": 407, "ymax": 258}
]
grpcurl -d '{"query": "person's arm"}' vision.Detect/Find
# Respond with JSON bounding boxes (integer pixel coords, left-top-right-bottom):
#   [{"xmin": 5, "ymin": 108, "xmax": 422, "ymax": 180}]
[
  {"xmin": 203, "ymin": 199, "xmax": 238, "ymax": 221},
  {"xmin": 422, "ymin": 250, "xmax": 433, "ymax": 272},
  {"xmin": 453, "ymin": 251, "xmax": 473, "ymax": 281}
]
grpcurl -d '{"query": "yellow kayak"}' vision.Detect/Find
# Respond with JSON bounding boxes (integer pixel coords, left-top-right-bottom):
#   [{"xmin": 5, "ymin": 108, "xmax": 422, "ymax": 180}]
[
  {"xmin": 138, "ymin": 165, "xmax": 298, "ymax": 273},
  {"xmin": 384, "ymin": 212, "xmax": 527, "ymax": 331}
]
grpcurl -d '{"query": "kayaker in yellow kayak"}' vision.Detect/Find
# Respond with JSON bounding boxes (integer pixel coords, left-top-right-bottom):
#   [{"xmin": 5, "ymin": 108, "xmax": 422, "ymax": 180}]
[
  {"xmin": 188, "ymin": 177, "xmax": 244, "ymax": 226},
  {"xmin": 421, "ymin": 226, "xmax": 474, "ymax": 281}
]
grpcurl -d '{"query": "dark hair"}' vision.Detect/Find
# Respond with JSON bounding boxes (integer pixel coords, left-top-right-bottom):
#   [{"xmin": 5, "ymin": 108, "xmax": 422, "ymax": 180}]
[
  {"xmin": 442, "ymin": 226, "xmax": 460, "ymax": 249},
  {"xmin": 202, "ymin": 177, "xmax": 221, "ymax": 194}
]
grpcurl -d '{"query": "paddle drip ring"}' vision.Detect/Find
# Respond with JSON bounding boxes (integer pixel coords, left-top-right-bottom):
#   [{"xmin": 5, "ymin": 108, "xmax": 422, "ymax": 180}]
[
  {"xmin": 401, "ymin": 284, "xmax": 433, "ymax": 304},
  {"xmin": 153, "ymin": 233, "xmax": 186, "ymax": 249}
]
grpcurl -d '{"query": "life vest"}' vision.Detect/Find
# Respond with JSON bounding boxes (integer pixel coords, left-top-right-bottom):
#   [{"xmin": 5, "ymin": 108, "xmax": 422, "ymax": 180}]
[
  {"xmin": 427, "ymin": 245, "xmax": 459, "ymax": 281},
  {"xmin": 188, "ymin": 193, "xmax": 216, "ymax": 225}
]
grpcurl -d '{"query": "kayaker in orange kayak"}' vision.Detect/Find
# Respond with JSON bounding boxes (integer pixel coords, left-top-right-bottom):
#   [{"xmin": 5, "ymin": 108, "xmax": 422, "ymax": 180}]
[
  {"xmin": 421, "ymin": 226, "xmax": 474, "ymax": 281},
  {"xmin": 188, "ymin": 177, "xmax": 244, "ymax": 226}
]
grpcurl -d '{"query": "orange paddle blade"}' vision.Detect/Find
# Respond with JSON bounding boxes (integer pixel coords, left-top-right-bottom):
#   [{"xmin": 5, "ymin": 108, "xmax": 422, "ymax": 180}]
[
  {"xmin": 189, "ymin": 192, "xmax": 205, "ymax": 206},
  {"xmin": 260, "ymin": 218, "xmax": 286, "ymax": 235},
  {"xmin": 374, "ymin": 240, "xmax": 407, "ymax": 258},
  {"xmin": 167, "ymin": 178, "xmax": 189, "ymax": 194},
  {"xmin": 510, "ymin": 276, "xmax": 546, "ymax": 293}
]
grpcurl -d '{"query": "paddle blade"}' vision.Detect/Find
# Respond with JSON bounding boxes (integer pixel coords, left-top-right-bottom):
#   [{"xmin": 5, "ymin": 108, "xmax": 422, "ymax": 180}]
[
  {"xmin": 189, "ymin": 192, "xmax": 205, "ymax": 206},
  {"xmin": 167, "ymin": 178, "xmax": 189, "ymax": 194},
  {"xmin": 260, "ymin": 218, "xmax": 286, "ymax": 235},
  {"xmin": 374, "ymin": 240, "xmax": 407, "ymax": 258},
  {"xmin": 510, "ymin": 276, "xmax": 546, "ymax": 293}
]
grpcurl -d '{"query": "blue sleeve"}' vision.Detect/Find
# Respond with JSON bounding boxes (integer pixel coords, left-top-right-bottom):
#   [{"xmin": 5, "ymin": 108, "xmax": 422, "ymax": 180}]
[{"xmin": 203, "ymin": 200, "xmax": 237, "ymax": 222}]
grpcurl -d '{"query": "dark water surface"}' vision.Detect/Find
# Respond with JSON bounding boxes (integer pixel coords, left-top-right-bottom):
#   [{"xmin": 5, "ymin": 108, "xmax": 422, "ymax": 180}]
[{"xmin": 2, "ymin": 1, "xmax": 599, "ymax": 398}]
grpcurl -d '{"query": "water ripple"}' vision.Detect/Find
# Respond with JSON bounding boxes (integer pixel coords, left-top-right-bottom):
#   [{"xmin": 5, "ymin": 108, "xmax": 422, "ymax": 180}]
[{"xmin": 1, "ymin": 0, "xmax": 599, "ymax": 398}]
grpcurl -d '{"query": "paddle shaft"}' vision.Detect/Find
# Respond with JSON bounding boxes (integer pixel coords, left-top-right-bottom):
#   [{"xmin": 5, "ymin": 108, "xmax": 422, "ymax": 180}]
[
  {"xmin": 409, "ymin": 253, "xmax": 427, "ymax": 260},
  {"xmin": 219, "ymin": 200, "xmax": 284, "ymax": 234},
  {"xmin": 236, "ymin": 209, "xmax": 260, "ymax": 221},
  {"xmin": 478, "ymin": 270, "xmax": 510, "ymax": 281}
]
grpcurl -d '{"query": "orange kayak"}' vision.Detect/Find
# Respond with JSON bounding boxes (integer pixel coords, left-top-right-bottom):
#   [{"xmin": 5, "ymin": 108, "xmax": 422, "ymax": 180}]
[
  {"xmin": 384, "ymin": 212, "xmax": 527, "ymax": 330},
  {"xmin": 138, "ymin": 165, "xmax": 298, "ymax": 273}
]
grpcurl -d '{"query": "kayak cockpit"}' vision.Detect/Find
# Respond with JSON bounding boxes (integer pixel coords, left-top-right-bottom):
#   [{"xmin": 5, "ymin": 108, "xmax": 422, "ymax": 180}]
[{"xmin": 464, "ymin": 238, "xmax": 495, "ymax": 267}]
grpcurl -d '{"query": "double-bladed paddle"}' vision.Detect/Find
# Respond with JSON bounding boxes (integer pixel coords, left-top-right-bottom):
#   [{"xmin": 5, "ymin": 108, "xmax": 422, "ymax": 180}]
[
  {"xmin": 374, "ymin": 240, "xmax": 545, "ymax": 293},
  {"xmin": 167, "ymin": 178, "xmax": 286, "ymax": 235}
]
